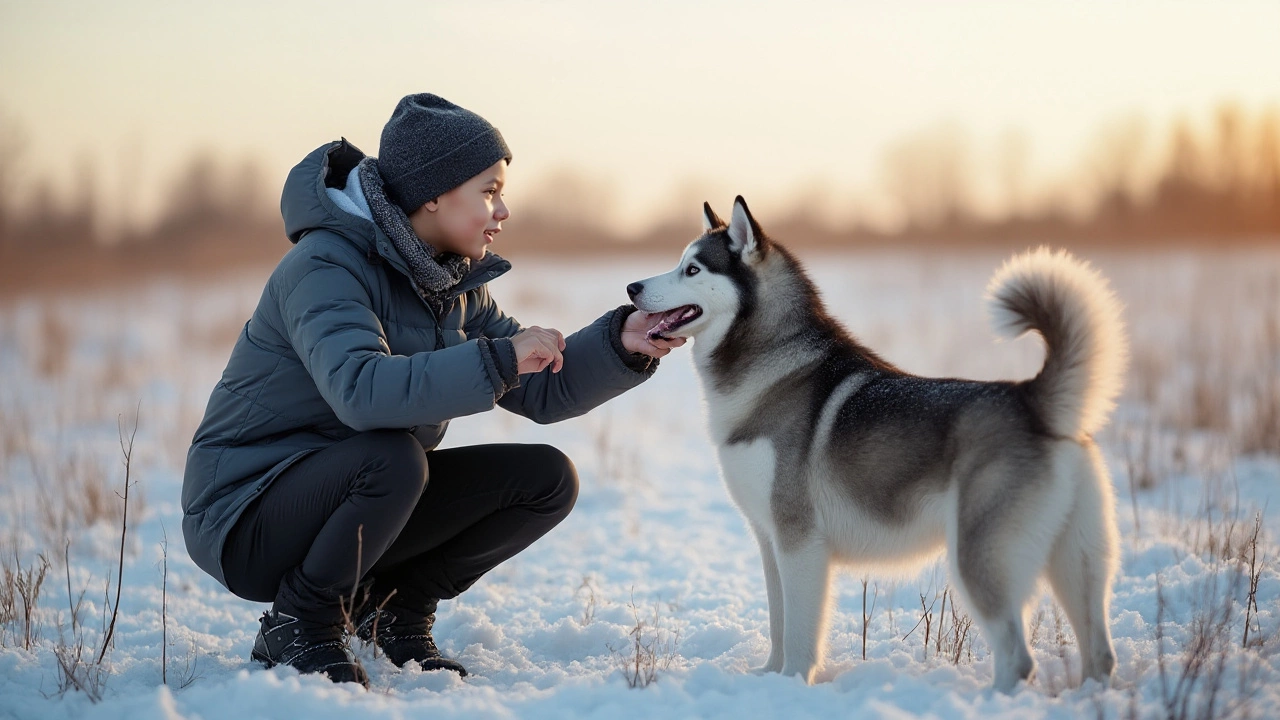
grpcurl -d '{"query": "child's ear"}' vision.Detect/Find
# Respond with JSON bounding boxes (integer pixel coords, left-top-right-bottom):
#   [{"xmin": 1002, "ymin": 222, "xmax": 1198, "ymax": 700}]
[{"xmin": 424, "ymin": 199, "xmax": 439, "ymax": 212}]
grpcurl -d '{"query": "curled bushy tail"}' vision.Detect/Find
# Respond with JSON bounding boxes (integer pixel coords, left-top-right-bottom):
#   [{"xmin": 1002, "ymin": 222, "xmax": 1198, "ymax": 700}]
[{"xmin": 986, "ymin": 247, "xmax": 1128, "ymax": 438}]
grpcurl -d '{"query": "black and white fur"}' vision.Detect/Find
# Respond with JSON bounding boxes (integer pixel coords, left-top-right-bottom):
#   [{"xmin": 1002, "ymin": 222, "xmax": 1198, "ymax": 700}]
[{"xmin": 627, "ymin": 197, "xmax": 1126, "ymax": 692}]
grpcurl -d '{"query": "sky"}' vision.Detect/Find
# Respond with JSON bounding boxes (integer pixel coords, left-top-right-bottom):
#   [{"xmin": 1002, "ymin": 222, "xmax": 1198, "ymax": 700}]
[{"xmin": 2, "ymin": 0, "xmax": 1279, "ymax": 233}]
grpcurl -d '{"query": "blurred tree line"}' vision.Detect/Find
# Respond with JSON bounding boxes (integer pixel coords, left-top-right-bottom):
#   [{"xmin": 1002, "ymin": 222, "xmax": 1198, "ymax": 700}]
[
  {"xmin": 868, "ymin": 102, "xmax": 1280, "ymax": 246},
  {"xmin": 0, "ymin": 129, "xmax": 279, "ymax": 254},
  {"xmin": 0, "ymin": 112, "xmax": 284, "ymax": 291},
  {"xmin": 0, "ymin": 101, "xmax": 1276, "ymax": 290},
  {"xmin": 475, "ymin": 102, "xmax": 1280, "ymax": 251}
]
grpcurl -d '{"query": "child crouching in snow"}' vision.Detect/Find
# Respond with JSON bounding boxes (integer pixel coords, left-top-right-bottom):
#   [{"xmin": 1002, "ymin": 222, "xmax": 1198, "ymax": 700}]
[{"xmin": 180, "ymin": 93, "xmax": 683, "ymax": 686}]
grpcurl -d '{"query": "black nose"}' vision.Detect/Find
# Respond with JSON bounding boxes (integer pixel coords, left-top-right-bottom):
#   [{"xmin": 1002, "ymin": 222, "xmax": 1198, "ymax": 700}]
[{"xmin": 626, "ymin": 282, "xmax": 644, "ymax": 299}]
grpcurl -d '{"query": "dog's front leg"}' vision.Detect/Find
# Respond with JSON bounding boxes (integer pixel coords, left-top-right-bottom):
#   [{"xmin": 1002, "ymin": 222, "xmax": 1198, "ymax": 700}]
[
  {"xmin": 776, "ymin": 538, "xmax": 831, "ymax": 684},
  {"xmin": 750, "ymin": 526, "xmax": 785, "ymax": 674}
]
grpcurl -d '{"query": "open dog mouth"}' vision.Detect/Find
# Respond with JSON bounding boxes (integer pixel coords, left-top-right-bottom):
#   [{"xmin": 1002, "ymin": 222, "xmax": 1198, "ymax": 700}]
[{"xmin": 646, "ymin": 305, "xmax": 702, "ymax": 341}]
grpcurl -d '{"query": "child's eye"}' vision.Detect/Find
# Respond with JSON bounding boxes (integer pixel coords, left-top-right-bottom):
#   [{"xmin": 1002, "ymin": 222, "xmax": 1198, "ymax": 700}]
[{"xmin": 684, "ymin": 265, "xmax": 700, "ymax": 277}]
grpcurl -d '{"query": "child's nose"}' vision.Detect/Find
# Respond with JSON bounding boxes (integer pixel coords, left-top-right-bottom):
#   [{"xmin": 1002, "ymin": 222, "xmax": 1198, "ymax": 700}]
[{"xmin": 494, "ymin": 201, "xmax": 510, "ymax": 221}]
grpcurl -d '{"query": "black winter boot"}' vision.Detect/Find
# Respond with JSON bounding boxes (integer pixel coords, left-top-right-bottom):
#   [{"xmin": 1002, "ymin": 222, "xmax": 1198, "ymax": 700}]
[
  {"xmin": 251, "ymin": 609, "xmax": 369, "ymax": 687},
  {"xmin": 356, "ymin": 597, "xmax": 467, "ymax": 677}
]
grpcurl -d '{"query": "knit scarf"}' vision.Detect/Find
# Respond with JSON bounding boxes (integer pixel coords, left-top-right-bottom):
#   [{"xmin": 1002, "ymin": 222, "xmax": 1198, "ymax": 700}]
[{"xmin": 358, "ymin": 157, "xmax": 470, "ymax": 314}]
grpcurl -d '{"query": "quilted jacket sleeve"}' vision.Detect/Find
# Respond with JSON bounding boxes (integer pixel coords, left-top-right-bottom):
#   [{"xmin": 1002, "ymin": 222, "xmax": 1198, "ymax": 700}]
[
  {"xmin": 470, "ymin": 284, "xmax": 657, "ymax": 425},
  {"xmin": 278, "ymin": 252, "xmax": 499, "ymax": 431}
]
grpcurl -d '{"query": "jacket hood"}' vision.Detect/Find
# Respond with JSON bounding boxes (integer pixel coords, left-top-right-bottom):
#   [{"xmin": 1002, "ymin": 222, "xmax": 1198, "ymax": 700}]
[
  {"xmin": 279, "ymin": 138, "xmax": 513, "ymax": 294},
  {"xmin": 281, "ymin": 139, "xmax": 378, "ymax": 250}
]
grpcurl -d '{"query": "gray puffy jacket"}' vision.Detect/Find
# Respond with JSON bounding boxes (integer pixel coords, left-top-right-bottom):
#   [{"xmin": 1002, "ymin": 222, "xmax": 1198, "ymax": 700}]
[{"xmin": 182, "ymin": 140, "xmax": 655, "ymax": 588}]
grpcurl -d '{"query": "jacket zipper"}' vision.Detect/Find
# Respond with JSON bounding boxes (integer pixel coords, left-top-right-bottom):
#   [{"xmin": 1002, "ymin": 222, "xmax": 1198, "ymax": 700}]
[{"xmin": 426, "ymin": 302, "xmax": 445, "ymax": 350}]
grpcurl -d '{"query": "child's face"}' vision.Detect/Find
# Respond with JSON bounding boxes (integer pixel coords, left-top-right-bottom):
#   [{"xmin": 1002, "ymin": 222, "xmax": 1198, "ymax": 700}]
[{"xmin": 409, "ymin": 160, "xmax": 509, "ymax": 262}]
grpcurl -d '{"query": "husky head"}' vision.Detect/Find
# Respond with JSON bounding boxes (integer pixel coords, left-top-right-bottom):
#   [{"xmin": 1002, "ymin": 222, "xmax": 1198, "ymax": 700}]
[{"xmin": 627, "ymin": 196, "xmax": 772, "ymax": 352}]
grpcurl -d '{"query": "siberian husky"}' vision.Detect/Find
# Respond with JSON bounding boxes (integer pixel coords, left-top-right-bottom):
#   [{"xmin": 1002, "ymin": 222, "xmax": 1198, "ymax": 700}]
[{"xmin": 627, "ymin": 197, "xmax": 1125, "ymax": 692}]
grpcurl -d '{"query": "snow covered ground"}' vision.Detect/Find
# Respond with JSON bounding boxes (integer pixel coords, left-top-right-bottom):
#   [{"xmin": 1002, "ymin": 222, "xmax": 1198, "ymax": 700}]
[{"xmin": 1, "ymin": 247, "xmax": 1277, "ymax": 719}]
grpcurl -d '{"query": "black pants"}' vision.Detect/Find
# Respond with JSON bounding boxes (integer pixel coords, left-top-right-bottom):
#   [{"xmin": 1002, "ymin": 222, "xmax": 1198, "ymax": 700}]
[{"xmin": 220, "ymin": 431, "xmax": 579, "ymax": 617}]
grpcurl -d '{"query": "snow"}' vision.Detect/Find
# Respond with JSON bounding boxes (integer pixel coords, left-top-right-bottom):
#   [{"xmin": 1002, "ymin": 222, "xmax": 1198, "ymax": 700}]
[{"xmin": 1, "ymin": 248, "xmax": 1278, "ymax": 719}]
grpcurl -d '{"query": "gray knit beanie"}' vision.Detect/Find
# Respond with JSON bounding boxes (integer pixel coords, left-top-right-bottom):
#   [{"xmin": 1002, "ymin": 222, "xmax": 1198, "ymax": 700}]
[{"xmin": 377, "ymin": 93, "xmax": 512, "ymax": 213}]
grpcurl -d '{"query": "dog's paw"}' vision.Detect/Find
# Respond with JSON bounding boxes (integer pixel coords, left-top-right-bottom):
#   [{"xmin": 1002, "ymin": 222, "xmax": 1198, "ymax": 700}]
[
  {"xmin": 748, "ymin": 660, "xmax": 783, "ymax": 676},
  {"xmin": 779, "ymin": 663, "xmax": 817, "ymax": 685}
]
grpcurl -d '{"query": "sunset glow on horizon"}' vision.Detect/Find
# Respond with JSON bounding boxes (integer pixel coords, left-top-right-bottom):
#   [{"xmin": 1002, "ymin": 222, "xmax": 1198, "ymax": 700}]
[{"xmin": 2, "ymin": 0, "xmax": 1278, "ymax": 234}]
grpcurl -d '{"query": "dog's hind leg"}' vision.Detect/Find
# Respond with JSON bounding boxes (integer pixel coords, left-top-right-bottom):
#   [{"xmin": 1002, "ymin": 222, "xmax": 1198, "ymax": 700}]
[
  {"xmin": 750, "ymin": 526, "xmax": 785, "ymax": 674},
  {"xmin": 952, "ymin": 565, "xmax": 1036, "ymax": 693},
  {"xmin": 1045, "ymin": 441, "xmax": 1118, "ymax": 686},
  {"xmin": 775, "ymin": 537, "xmax": 832, "ymax": 684},
  {"xmin": 952, "ymin": 462, "xmax": 1069, "ymax": 694}
]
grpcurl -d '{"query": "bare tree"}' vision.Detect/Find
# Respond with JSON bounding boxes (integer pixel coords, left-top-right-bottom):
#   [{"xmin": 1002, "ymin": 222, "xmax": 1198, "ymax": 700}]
[
  {"xmin": 880, "ymin": 123, "xmax": 974, "ymax": 231},
  {"xmin": 1256, "ymin": 109, "xmax": 1280, "ymax": 225},
  {"xmin": 1212, "ymin": 103, "xmax": 1247, "ymax": 203},
  {"xmin": 226, "ymin": 155, "xmax": 271, "ymax": 225},
  {"xmin": 160, "ymin": 152, "xmax": 225, "ymax": 235},
  {"xmin": 0, "ymin": 110, "xmax": 26, "ymax": 248},
  {"xmin": 521, "ymin": 167, "xmax": 620, "ymax": 233},
  {"xmin": 997, "ymin": 128, "xmax": 1032, "ymax": 220},
  {"xmin": 1156, "ymin": 116, "xmax": 1209, "ymax": 211},
  {"xmin": 69, "ymin": 153, "xmax": 100, "ymax": 246},
  {"xmin": 1086, "ymin": 113, "xmax": 1150, "ymax": 217}
]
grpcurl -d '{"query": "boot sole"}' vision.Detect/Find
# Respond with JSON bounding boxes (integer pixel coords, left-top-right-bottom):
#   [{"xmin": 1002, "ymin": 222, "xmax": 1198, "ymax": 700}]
[
  {"xmin": 251, "ymin": 648, "xmax": 369, "ymax": 687},
  {"xmin": 250, "ymin": 648, "xmax": 276, "ymax": 668}
]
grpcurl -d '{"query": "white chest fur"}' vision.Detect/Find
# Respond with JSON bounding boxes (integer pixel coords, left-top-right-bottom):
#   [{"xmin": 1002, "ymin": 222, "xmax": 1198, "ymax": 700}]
[{"xmin": 715, "ymin": 438, "xmax": 777, "ymax": 531}]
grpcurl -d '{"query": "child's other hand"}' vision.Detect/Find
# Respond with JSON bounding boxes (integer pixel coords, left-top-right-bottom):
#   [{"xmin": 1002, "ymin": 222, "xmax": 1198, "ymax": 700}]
[
  {"xmin": 621, "ymin": 310, "xmax": 687, "ymax": 358},
  {"xmin": 511, "ymin": 326, "xmax": 566, "ymax": 373}
]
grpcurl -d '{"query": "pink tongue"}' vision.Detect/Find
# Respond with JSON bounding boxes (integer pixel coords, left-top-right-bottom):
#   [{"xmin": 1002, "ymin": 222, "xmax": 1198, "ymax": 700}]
[{"xmin": 647, "ymin": 308, "xmax": 686, "ymax": 339}]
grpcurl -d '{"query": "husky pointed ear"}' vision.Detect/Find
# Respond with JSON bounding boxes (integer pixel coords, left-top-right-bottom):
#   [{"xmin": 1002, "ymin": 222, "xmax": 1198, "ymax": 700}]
[
  {"xmin": 726, "ymin": 196, "xmax": 767, "ymax": 260},
  {"xmin": 702, "ymin": 202, "xmax": 726, "ymax": 232}
]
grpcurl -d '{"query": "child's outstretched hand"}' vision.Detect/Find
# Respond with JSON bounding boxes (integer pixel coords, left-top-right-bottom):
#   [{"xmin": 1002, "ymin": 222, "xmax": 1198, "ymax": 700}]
[{"xmin": 621, "ymin": 310, "xmax": 687, "ymax": 358}]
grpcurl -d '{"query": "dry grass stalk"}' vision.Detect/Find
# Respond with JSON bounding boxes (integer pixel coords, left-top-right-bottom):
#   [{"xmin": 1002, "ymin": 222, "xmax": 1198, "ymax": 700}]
[
  {"xmin": 0, "ymin": 555, "xmax": 13, "ymax": 641},
  {"xmin": 160, "ymin": 529, "xmax": 168, "ymax": 685},
  {"xmin": 608, "ymin": 589, "xmax": 680, "ymax": 689},
  {"xmin": 31, "ymin": 451, "xmax": 115, "ymax": 550},
  {"xmin": 1053, "ymin": 604, "xmax": 1073, "ymax": 683},
  {"xmin": 902, "ymin": 589, "xmax": 940, "ymax": 659},
  {"xmin": 1240, "ymin": 290, "xmax": 1280, "ymax": 454},
  {"xmin": 1170, "ymin": 444, "xmax": 1258, "ymax": 566},
  {"xmin": 577, "ymin": 576, "xmax": 597, "ymax": 627},
  {"xmin": 53, "ymin": 539, "xmax": 105, "ymax": 703},
  {"xmin": 53, "ymin": 626, "xmax": 106, "ymax": 702},
  {"xmin": 1241, "ymin": 512, "xmax": 1265, "ymax": 650},
  {"xmin": 339, "ymin": 523, "xmax": 397, "ymax": 662},
  {"xmin": 1154, "ymin": 569, "xmax": 1264, "ymax": 720},
  {"xmin": 860, "ymin": 577, "xmax": 878, "ymax": 661},
  {"xmin": 35, "ymin": 307, "xmax": 72, "ymax": 378},
  {"xmin": 945, "ymin": 593, "xmax": 975, "ymax": 666},
  {"xmin": 364, "ymin": 590, "xmax": 396, "ymax": 661},
  {"xmin": 96, "ymin": 408, "xmax": 139, "ymax": 664},
  {"xmin": 1123, "ymin": 422, "xmax": 1158, "ymax": 534},
  {"xmin": 898, "ymin": 583, "xmax": 974, "ymax": 667},
  {"xmin": 3, "ymin": 548, "xmax": 51, "ymax": 650},
  {"xmin": 1182, "ymin": 308, "xmax": 1233, "ymax": 434},
  {"xmin": 339, "ymin": 524, "xmax": 365, "ymax": 638},
  {"xmin": 934, "ymin": 587, "xmax": 950, "ymax": 658}
]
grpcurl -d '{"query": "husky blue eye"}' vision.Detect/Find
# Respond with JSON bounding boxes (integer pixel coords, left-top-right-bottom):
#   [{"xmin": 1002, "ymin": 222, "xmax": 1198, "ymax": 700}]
[{"xmin": 685, "ymin": 265, "xmax": 700, "ymax": 277}]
